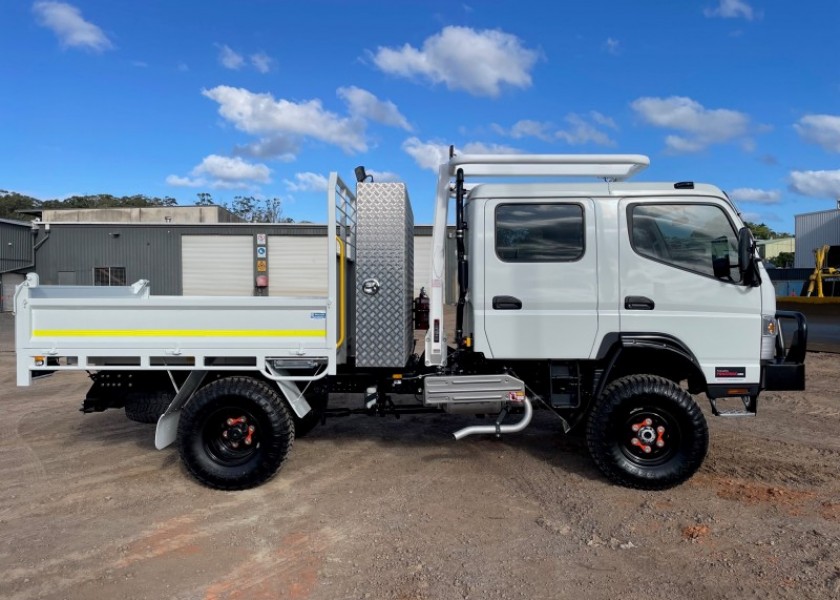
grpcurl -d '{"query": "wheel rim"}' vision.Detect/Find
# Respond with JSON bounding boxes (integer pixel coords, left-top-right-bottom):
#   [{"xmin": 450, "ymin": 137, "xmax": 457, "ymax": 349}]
[
  {"xmin": 619, "ymin": 407, "xmax": 681, "ymax": 466},
  {"xmin": 202, "ymin": 405, "xmax": 261, "ymax": 467}
]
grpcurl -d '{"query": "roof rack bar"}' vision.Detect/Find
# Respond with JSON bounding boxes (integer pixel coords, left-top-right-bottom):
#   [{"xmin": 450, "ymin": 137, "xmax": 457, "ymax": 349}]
[{"xmin": 447, "ymin": 153, "xmax": 650, "ymax": 181}]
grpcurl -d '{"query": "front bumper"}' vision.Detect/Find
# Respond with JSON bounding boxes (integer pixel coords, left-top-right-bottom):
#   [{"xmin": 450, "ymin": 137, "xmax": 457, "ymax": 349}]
[{"xmin": 762, "ymin": 310, "xmax": 807, "ymax": 391}]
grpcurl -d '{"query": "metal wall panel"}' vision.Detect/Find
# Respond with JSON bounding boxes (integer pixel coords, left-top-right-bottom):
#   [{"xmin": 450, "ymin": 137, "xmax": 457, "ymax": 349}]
[
  {"xmin": 182, "ymin": 235, "xmax": 254, "ymax": 296},
  {"xmin": 0, "ymin": 221, "xmax": 34, "ymax": 273},
  {"xmin": 33, "ymin": 224, "xmax": 183, "ymax": 293},
  {"xmin": 354, "ymin": 183, "xmax": 414, "ymax": 367},
  {"xmin": 794, "ymin": 209, "xmax": 840, "ymax": 268},
  {"xmin": 268, "ymin": 236, "xmax": 328, "ymax": 296}
]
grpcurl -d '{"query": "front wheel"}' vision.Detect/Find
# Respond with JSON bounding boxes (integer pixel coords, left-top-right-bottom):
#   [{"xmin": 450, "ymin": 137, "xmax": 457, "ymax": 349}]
[
  {"xmin": 178, "ymin": 377, "xmax": 294, "ymax": 490},
  {"xmin": 586, "ymin": 375, "xmax": 708, "ymax": 490}
]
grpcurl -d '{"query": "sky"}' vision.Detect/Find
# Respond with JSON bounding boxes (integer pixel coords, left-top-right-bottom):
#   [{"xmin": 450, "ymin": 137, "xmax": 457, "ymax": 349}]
[{"xmin": 1, "ymin": 0, "xmax": 839, "ymax": 230}]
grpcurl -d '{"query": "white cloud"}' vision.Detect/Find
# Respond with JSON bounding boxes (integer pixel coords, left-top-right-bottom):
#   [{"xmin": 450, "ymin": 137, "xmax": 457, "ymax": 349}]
[
  {"xmin": 167, "ymin": 155, "xmax": 271, "ymax": 190},
  {"xmin": 403, "ymin": 138, "xmax": 452, "ymax": 171},
  {"xmin": 590, "ymin": 111, "xmax": 618, "ymax": 129},
  {"xmin": 500, "ymin": 112, "xmax": 618, "ymax": 146},
  {"xmin": 202, "ymin": 85, "xmax": 367, "ymax": 153},
  {"xmin": 789, "ymin": 170, "xmax": 840, "ymax": 199},
  {"xmin": 704, "ymin": 0, "xmax": 756, "ymax": 20},
  {"xmin": 234, "ymin": 136, "xmax": 299, "ymax": 161},
  {"xmin": 337, "ymin": 86, "xmax": 412, "ymax": 130},
  {"xmin": 728, "ymin": 188, "xmax": 782, "ymax": 204},
  {"xmin": 371, "ymin": 26, "xmax": 540, "ymax": 97},
  {"xmin": 631, "ymin": 96, "xmax": 751, "ymax": 153},
  {"xmin": 367, "ymin": 170, "xmax": 401, "ymax": 182},
  {"xmin": 33, "ymin": 1, "xmax": 113, "ymax": 52},
  {"xmin": 556, "ymin": 113, "xmax": 617, "ymax": 146},
  {"xmin": 461, "ymin": 142, "xmax": 520, "ymax": 154},
  {"xmin": 217, "ymin": 44, "xmax": 245, "ymax": 70},
  {"xmin": 509, "ymin": 120, "xmax": 554, "ymax": 142},
  {"xmin": 284, "ymin": 172, "xmax": 328, "ymax": 193},
  {"xmin": 794, "ymin": 114, "xmax": 840, "ymax": 153},
  {"xmin": 250, "ymin": 52, "xmax": 273, "ymax": 73},
  {"xmin": 402, "ymin": 138, "xmax": 520, "ymax": 171},
  {"xmin": 193, "ymin": 154, "xmax": 271, "ymax": 183},
  {"xmin": 604, "ymin": 38, "xmax": 620, "ymax": 55},
  {"xmin": 165, "ymin": 175, "xmax": 204, "ymax": 187}
]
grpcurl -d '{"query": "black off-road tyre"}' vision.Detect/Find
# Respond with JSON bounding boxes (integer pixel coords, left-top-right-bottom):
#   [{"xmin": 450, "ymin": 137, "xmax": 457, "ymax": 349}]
[
  {"xmin": 177, "ymin": 376, "xmax": 294, "ymax": 490},
  {"xmin": 125, "ymin": 391, "xmax": 173, "ymax": 424},
  {"xmin": 586, "ymin": 375, "xmax": 708, "ymax": 490}
]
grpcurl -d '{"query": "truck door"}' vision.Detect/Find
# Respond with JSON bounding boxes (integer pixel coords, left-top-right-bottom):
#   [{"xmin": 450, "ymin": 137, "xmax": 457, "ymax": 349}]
[
  {"xmin": 480, "ymin": 199, "xmax": 599, "ymax": 359},
  {"xmin": 618, "ymin": 199, "xmax": 762, "ymax": 382}
]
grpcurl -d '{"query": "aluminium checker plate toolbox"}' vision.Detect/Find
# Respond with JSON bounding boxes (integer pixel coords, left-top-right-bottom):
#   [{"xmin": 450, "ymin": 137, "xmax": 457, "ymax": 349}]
[{"xmin": 354, "ymin": 182, "xmax": 414, "ymax": 368}]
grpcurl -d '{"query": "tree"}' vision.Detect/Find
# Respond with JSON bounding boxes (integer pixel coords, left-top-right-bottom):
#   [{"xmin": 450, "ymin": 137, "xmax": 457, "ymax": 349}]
[
  {"xmin": 770, "ymin": 252, "xmax": 795, "ymax": 268},
  {"xmin": 745, "ymin": 221, "xmax": 792, "ymax": 240},
  {"xmin": 228, "ymin": 195, "xmax": 290, "ymax": 223},
  {"xmin": 195, "ymin": 192, "xmax": 215, "ymax": 206},
  {"xmin": 0, "ymin": 190, "xmax": 41, "ymax": 220}
]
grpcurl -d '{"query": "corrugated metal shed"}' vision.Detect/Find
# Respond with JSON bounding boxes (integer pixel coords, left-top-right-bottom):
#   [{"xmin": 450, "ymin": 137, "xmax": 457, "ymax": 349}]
[
  {"xmin": 32, "ymin": 222, "xmax": 449, "ymax": 297},
  {"xmin": 34, "ymin": 222, "xmax": 328, "ymax": 295},
  {"xmin": 0, "ymin": 218, "xmax": 34, "ymax": 273},
  {"xmin": 794, "ymin": 209, "xmax": 840, "ymax": 268}
]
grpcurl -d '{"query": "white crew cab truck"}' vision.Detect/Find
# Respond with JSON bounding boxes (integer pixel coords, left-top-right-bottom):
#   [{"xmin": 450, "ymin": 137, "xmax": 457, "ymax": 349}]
[{"xmin": 14, "ymin": 153, "xmax": 807, "ymax": 491}]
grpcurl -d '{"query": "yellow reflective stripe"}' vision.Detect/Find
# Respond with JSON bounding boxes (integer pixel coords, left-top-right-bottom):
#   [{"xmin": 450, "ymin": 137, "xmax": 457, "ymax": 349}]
[{"xmin": 33, "ymin": 329, "xmax": 325, "ymax": 338}]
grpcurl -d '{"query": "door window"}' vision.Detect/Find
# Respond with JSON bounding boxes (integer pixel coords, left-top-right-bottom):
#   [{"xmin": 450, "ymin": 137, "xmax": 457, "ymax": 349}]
[
  {"xmin": 629, "ymin": 204, "xmax": 740, "ymax": 281},
  {"xmin": 495, "ymin": 204, "xmax": 584, "ymax": 262}
]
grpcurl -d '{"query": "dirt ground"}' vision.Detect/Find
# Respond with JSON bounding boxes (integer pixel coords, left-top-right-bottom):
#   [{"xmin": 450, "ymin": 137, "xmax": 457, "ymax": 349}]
[{"xmin": 2, "ymin": 312, "xmax": 839, "ymax": 600}]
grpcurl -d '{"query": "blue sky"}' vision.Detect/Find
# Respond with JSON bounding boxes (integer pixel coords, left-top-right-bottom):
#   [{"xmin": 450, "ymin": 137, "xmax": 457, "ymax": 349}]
[{"xmin": 1, "ymin": 1, "xmax": 839, "ymax": 230}]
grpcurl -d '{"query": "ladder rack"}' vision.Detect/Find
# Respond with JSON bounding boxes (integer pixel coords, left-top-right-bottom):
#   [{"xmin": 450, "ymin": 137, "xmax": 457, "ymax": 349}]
[{"xmin": 446, "ymin": 153, "xmax": 650, "ymax": 181}]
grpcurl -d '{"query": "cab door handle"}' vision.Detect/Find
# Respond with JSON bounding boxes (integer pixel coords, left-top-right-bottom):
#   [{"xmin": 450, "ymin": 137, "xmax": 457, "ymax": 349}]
[
  {"xmin": 493, "ymin": 295, "xmax": 522, "ymax": 310},
  {"xmin": 625, "ymin": 296, "xmax": 655, "ymax": 310}
]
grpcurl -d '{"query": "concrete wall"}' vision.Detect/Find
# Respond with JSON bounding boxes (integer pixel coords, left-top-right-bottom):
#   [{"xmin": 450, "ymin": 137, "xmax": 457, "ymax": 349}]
[{"xmin": 40, "ymin": 206, "xmax": 242, "ymax": 224}]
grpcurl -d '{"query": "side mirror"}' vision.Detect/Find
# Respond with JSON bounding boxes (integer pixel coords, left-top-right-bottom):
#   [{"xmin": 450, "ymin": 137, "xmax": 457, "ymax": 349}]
[{"xmin": 737, "ymin": 227, "xmax": 760, "ymax": 286}]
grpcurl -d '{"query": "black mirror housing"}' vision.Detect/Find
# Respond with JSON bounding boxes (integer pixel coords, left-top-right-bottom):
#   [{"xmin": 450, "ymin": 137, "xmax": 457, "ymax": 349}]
[{"xmin": 737, "ymin": 227, "xmax": 760, "ymax": 286}]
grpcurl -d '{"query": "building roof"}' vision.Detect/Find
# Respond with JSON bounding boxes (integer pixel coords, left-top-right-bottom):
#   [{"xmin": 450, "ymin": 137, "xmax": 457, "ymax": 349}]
[{"xmin": 0, "ymin": 217, "xmax": 32, "ymax": 227}]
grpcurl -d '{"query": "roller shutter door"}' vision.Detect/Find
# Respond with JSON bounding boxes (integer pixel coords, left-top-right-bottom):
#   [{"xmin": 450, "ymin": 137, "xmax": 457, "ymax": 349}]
[
  {"xmin": 1, "ymin": 273, "xmax": 25, "ymax": 312},
  {"xmin": 268, "ymin": 236, "xmax": 328, "ymax": 296},
  {"xmin": 413, "ymin": 235, "xmax": 432, "ymax": 297},
  {"xmin": 182, "ymin": 235, "xmax": 253, "ymax": 296}
]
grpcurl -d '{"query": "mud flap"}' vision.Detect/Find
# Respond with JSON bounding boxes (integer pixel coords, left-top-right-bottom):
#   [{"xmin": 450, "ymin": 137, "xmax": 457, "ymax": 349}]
[
  {"xmin": 154, "ymin": 370, "xmax": 208, "ymax": 450},
  {"xmin": 274, "ymin": 378, "xmax": 312, "ymax": 419},
  {"xmin": 155, "ymin": 411, "xmax": 181, "ymax": 450}
]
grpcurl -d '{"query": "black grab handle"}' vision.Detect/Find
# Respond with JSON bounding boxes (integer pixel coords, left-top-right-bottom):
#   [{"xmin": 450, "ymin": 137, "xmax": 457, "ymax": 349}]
[
  {"xmin": 624, "ymin": 296, "xmax": 655, "ymax": 310},
  {"xmin": 492, "ymin": 295, "xmax": 522, "ymax": 310}
]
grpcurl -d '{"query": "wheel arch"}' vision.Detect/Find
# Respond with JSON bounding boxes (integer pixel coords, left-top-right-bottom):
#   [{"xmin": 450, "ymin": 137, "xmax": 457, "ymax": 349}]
[{"xmin": 595, "ymin": 334, "xmax": 707, "ymax": 397}]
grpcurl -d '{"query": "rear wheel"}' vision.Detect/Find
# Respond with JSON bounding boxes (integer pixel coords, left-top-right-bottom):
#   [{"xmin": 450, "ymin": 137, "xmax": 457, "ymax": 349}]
[
  {"xmin": 125, "ymin": 391, "xmax": 173, "ymax": 424},
  {"xmin": 178, "ymin": 377, "xmax": 294, "ymax": 490},
  {"xmin": 586, "ymin": 375, "xmax": 708, "ymax": 490}
]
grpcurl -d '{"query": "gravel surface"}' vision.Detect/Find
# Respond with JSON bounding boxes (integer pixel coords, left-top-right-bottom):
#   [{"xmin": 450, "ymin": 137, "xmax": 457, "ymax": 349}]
[{"xmin": 2, "ymin": 314, "xmax": 839, "ymax": 600}]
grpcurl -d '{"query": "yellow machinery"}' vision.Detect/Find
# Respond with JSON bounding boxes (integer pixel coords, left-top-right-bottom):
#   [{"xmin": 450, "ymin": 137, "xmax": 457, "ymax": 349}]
[{"xmin": 805, "ymin": 244, "xmax": 840, "ymax": 297}]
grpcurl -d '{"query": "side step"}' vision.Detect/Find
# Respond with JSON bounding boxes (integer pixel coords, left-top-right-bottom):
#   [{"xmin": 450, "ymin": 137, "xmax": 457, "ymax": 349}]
[
  {"xmin": 709, "ymin": 396, "xmax": 756, "ymax": 417},
  {"xmin": 423, "ymin": 373, "xmax": 525, "ymax": 405}
]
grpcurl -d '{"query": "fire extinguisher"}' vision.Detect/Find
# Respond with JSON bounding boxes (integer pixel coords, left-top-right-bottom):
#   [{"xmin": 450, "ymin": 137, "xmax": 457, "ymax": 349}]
[{"xmin": 414, "ymin": 287, "xmax": 430, "ymax": 330}]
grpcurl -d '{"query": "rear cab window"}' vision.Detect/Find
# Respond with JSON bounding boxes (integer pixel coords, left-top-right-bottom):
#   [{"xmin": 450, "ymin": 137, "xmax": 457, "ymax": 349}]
[{"xmin": 495, "ymin": 203, "xmax": 584, "ymax": 262}]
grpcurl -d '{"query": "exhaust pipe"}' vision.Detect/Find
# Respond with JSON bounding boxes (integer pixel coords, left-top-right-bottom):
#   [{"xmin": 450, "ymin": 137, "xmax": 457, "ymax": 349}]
[{"xmin": 453, "ymin": 398, "xmax": 533, "ymax": 440}]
